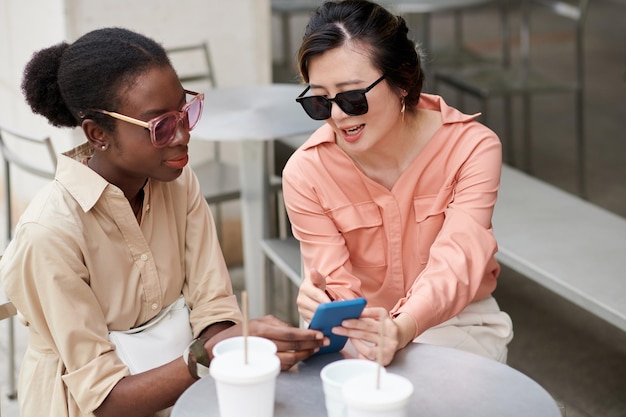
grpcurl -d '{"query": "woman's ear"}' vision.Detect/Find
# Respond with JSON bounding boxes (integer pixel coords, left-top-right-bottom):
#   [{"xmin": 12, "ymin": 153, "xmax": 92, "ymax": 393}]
[{"xmin": 82, "ymin": 119, "xmax": 110, "ymax": 151}]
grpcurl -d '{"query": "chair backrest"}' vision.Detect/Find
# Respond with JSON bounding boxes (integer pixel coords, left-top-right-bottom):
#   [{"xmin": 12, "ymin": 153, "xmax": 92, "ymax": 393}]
[
  {"xmin": 536, "ymin": 0, "xmax": 588, "ymax": 78},
  {"xmin": 0, "ymin": 301, "xmax": 17, "ymax": 321},
  {"xmin": 0, "ymin": 123, "xmax": 57, "ymax": 244},
  {"xmin": 0, "ymin": 298, "xmax": 18, "ymax": 409},
  {"xmin": 165, "ymin": 41, "xmax": 223, "ymax": 162},
  {"xmin": 166, "ymin": 42, "xmax": 217, "ymax": 88},
  {"xmin": 520, "ymin": 0, "xmax": 589, "ymax": 80}
]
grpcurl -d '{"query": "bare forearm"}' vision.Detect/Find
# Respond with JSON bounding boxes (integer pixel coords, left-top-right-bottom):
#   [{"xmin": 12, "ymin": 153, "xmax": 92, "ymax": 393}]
[
  {"xmin": 94, "ymin": 358, "xmax": 194, "ymax": 417},
  {"xmin": 95, "ymin": 321, "xmax": 236, "ymax": 417}
]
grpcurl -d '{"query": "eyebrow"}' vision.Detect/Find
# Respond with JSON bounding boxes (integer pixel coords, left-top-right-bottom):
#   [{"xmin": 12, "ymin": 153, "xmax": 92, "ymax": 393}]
[
  {"xmin": 309, "ymin": 79, "xmax": 367, "ymax": 90},
  {"xmin": 138, "ymin": 92, "xmax": 187, "ymax": 119}
]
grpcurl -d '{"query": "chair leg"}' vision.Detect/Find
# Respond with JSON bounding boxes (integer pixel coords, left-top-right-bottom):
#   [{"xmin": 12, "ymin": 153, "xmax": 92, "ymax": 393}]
[
  {"xmin": 7, "ymin": 316, "xmax": 17, "ymax": 399},
  {"xmin": 264, "ymin": 256, "xmax": 275, "ymax": 317},
  {"xmin": 521, "ymin": 92, "xmax": 532, "ymax": 174},
  {"xmin": 575, "ymin": 88, "xmax": 586, "ymax": 199},
  {"xmin": 481, "ymin": 98, "xmax": 515, "ymax": 166},
  {"xmin": 503, "ymin": 95, "xmax": 516, "ymax": 167},
  {"xmin": 287, "ymin": 280, "xmax": 298, "ymax": 327},
  {"xmin": 480, "ymin": 99, "xmax": 489, "ymax": 129}
]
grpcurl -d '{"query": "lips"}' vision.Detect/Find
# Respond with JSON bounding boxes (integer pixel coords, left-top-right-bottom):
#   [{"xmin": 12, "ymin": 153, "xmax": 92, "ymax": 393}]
[
  {"xmin": 341, "ymin": 123, "xmax": 365, "ymax": 142},
  {"xmin": 164, "ymin": 153, "xmax": 189, "ymax": 169}
]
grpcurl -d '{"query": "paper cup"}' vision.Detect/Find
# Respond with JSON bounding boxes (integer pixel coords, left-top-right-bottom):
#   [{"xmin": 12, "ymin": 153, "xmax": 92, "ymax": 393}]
[
  {"xmin": 342, "ymin": 372, "xmax": 414, "ymax": 417},
  {"xmin": 320, "ymin": 359, "xmax": 384, "ymax": 417},
  {"xmin": 212, "ymin": 336, "xmax": 277, "ymax": 357},
  {"xmin": 210, "ymin": 349, "xmax": 280, "ymax": 417}
]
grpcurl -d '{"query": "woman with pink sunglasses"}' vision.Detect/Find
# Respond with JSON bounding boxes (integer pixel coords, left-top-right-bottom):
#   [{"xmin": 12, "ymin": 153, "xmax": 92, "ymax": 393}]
[{"xmin": 1, "ymin": 27, "xmax": 324, "ymax": 417}]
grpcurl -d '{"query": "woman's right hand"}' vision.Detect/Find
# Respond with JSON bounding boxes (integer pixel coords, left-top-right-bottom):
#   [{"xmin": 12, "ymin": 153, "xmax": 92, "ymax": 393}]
[
  {"xmin": 207, "ymin": 315, "xmax": 326, "ymax": 371},
  {"xmin": 297, "ymin": 269, "xmax": 332, "ymax": 322}
]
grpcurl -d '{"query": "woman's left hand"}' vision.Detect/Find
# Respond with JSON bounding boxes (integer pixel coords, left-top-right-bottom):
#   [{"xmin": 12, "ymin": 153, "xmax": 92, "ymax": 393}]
[
  {"xmin": 331, "ymin": 307, "xmax": 412, "ymax": 366},
  {"xmin": 247, "ymin": 315, "xmax": 327, "ymax": 370}
]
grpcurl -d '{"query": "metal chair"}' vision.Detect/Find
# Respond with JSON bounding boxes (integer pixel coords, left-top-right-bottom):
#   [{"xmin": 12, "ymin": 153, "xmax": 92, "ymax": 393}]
[
  {"xmin": 433, "ymin": 0, "xmax": 589, "ymax": 198},
  {"xmin": 260, "ymin": 181, "xmax": 302, "ymax": 325},
  {"xmin": 166, "ymin": 42, "xmax": 241, "ymax": 244},
  {"xmin": 0, "ymin": 300, "xmax": 18, "ymax": 409},
  {"xmin": 261, "ymin": 236, "xmax": 302, "ymax": 325},
  {"xmin": 0, "ymin": 123, "xmax": 57, "ymax": 401},
  {"xmin": 400, "ymin": 0, "xmax": 505, "ymax": 72}
]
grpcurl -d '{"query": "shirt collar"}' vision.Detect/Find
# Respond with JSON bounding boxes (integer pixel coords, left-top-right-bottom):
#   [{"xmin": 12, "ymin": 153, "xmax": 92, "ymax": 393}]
[{"xmin": 56, "ymin": 142, "xmax": 111, "ymax": 212}]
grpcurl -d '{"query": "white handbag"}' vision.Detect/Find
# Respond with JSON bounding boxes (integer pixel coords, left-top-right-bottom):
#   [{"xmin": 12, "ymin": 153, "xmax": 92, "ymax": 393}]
[{"xmin": 109, "ymin": 294, "xmax": 193, "ymax": 374}]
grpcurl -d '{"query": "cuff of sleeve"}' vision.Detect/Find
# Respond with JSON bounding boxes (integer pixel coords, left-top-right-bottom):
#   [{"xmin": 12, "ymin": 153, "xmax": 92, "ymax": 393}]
[{"xmin": 62, "ymin": 352, "xmax": 129, "ymax": 413}]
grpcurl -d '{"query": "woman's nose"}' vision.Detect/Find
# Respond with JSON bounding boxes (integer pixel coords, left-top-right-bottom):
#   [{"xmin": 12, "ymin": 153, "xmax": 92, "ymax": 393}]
[
  {"xmin": 330, "ymin": 101, "xmax": 348, "ymax": 120},
  {"xmin": 170, "ymin": 118, "xmax": 190, "ymax": 146}
]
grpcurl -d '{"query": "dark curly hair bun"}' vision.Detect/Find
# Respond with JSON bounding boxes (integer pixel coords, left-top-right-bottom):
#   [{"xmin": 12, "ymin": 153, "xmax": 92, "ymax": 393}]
[{"xmin": 21, "ymin": 42, "xmax": 77, "ymax": 128}]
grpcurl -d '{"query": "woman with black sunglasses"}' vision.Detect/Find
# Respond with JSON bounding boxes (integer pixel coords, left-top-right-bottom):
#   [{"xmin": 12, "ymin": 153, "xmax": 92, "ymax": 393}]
[
  {"xmin": 284, "ymin": 0, "xmax": 513, "ymax": 366},
  {"xmin": 0, "ymin": 27, "xmax": 325, "ymax": 417}
]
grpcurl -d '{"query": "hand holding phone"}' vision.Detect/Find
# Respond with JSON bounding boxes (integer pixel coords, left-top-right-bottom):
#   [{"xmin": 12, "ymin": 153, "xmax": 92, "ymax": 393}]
[{"xmin": 308, "ymin": 298, "xmax": 366, "ymax": 355}]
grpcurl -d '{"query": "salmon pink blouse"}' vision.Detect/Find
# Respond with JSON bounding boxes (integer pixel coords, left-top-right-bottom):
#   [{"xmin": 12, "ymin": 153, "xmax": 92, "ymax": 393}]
[{"xmin": 282, "ymin": 94, "xmax": 502, "ymax": 337}]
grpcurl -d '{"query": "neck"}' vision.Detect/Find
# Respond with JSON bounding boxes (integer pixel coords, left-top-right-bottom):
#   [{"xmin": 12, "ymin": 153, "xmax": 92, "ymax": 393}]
[
  {"xmin": 87, "ymin": 155, "xmax": 149, "ymax": 205},
  {"xmin": 353, "ymin": 110, "xmax": 422, "ymax": 171},
  {"xmin": 130, "ymin": 188, "xmax": 145, "ymax": 220}
]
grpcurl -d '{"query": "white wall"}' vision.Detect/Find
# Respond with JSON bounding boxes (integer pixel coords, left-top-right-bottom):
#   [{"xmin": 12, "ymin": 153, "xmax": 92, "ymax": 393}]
[
  {"xmin": 0, "ymin": 0, "xmax": 271, "ymax": 232},
  {"xmin": 0, "ymin": 0, "xmax": 67, "ymax": 141},
  {"xmin": 1, "ymin": 0, "xmax": 271, "ymax": 150},
  {"xmin": 64, "ymin": 0, "xmax": 272, "ymax": 87}
]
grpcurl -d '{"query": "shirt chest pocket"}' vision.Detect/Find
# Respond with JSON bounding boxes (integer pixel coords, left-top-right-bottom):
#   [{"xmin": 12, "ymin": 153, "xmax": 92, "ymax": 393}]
[
  {"xmin": 413, "ymin": 186, "xmax": 454, "ymax": 265},
  {"xmin": 330, "ymin": 202, "xmax": 386, "ymax": 267}
]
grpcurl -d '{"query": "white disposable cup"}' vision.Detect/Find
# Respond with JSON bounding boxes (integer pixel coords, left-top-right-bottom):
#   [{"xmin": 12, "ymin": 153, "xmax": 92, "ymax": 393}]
[
  {"xmin": 212, "ymin": 336, "xmax": 277, "ymax": 357},
  {"xmin": 342, "ymin": 372, "xmax": 414, "ymax": 417},
  {"xmin": 320, "ymin": 359, "xmax": 384, "ymax": 417},
  {"xmin": 209, "ymin": 349, "xmax": 280, "ymax": 417}
]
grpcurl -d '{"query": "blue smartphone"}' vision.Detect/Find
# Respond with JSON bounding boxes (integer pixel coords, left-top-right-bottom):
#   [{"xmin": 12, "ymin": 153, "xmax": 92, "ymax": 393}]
[{"xmin": 308, "ymin": 298, "xmax": 366, "ymax": 355}]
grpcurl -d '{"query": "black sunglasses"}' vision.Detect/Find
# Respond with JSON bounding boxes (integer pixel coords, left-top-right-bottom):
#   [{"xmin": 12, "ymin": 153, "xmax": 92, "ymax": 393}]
[{"xmin": 295, "ymin": 74, "xmax": 386, "ymax": 120}]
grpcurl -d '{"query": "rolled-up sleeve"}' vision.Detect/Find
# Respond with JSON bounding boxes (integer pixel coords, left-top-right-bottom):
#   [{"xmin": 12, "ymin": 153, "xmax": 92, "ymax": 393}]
[{"xmin": 3, "ymin": 223, "xmax": 128, "ymax": 413}]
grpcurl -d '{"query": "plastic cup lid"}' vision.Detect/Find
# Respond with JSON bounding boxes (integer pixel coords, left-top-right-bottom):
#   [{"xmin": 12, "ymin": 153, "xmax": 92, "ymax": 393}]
[{"xmin": 210, "ymin": 349, "xmax": 280, "ymax": 384}]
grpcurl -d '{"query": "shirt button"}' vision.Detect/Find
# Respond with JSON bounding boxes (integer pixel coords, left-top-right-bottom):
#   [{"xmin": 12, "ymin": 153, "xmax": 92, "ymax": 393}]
[
  {"xmin": 140, "ymin": 254, "xmax": 148, "ymax": 261},
  {"xmin": 151, "ymin": 303, "xmax": 159, "ymax": 310}
]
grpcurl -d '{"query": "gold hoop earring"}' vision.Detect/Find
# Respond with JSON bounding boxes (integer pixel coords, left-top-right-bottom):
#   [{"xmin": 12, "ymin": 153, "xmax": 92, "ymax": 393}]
[{"xmin": 400, "ymin": 97, "xmax": 406, "ymax": 122}]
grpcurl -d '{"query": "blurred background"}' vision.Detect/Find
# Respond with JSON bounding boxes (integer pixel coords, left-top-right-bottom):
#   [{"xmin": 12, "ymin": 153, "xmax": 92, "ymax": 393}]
[{"xmin": 1, "ymin": 0, "xmax": 625, "ymax": 416}]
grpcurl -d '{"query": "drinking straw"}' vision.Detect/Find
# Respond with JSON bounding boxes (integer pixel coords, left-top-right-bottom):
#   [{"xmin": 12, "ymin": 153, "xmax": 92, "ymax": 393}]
[
  {"xmin": 242, "ymin": 290, "xmax": 249, "ymax": 364},
  {"xmin": 375, "ymin": 311, "xmax": 384, "ymax": 389}
]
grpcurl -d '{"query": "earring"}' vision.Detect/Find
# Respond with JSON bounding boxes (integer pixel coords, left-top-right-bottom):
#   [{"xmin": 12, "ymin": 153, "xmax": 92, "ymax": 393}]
[
  {"xmin": 101, "ymin": 144, "xmax": 107, "ymax": 150},
  {"xmin": 400, "ymin": 97, "xmax": 406, "ymax": 122}
]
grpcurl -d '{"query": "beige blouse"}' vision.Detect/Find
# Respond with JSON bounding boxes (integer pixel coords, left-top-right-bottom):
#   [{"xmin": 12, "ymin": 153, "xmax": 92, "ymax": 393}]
[{"xmin": 0, "ymin": 143, "xmax": 241, "ymax": 417}]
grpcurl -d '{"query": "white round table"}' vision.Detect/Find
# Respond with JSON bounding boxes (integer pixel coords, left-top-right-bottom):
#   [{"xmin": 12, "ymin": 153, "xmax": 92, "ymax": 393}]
[
  {"xmin": 193, "ymin": 84, "xmax": 321, "ymax": 142},
  {"xmin": 171, "ymin": 343, "xmax": 561, "ymax": 417}
]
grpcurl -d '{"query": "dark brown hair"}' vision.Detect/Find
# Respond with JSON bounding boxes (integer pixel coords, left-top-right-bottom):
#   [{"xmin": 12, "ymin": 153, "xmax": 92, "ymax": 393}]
[{"xmin": 297, "ymin": 0, "xmax": 425, "ymax": 109}]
